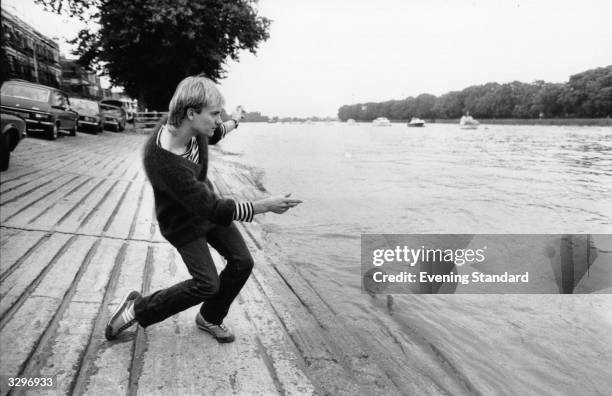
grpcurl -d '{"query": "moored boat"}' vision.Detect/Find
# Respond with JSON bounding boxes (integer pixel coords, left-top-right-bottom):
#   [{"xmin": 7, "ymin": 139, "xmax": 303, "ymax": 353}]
[
  {"xmin": 372, "ymin": 117, "xmax": 392, "ymax": 126},
  {"xmin": 407, "ymin": 117, "xmax": 425, "ymax": 127},
  {"xmin": 459, "ymin": 115, "xmax": 479, "ymax": 129}
]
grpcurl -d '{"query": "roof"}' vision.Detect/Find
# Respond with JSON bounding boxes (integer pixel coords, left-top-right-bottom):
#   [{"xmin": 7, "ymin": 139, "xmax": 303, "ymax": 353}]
[{"xmin": 2, "ymin": 79, "xmax": 65, "ymax": 92}]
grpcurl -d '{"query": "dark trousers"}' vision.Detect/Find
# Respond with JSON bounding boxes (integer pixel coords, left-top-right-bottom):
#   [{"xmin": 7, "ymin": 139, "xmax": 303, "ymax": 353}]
[{"xmin": 134, "ymin": 223, "xmax": 254, "ymax": 327}]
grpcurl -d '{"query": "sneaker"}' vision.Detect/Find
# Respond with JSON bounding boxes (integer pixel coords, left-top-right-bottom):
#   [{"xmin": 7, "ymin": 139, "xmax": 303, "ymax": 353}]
[
  {"xmin": 195, "ymin": 312, "xmax": 235, "ymax": 343},
  {"xmin": 105, "ymin": 290, "xmax": 140, "ymax": 340}
]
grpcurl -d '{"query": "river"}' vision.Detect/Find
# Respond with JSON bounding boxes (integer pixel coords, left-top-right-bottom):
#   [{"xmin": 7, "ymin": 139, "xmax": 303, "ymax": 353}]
[{"xmin": 212, "ymin": 122, "xmax": 612, "ymax": 394}]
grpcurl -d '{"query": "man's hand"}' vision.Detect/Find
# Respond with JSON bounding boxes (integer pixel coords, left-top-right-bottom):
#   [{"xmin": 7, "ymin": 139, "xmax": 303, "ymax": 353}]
[
  {"xmin": 231, "ymin": 105, "xmax": 246, "ymax": 123},
  {"xmin": 253, "ymin": 193, "xmax": 302, "ymax": 215}
]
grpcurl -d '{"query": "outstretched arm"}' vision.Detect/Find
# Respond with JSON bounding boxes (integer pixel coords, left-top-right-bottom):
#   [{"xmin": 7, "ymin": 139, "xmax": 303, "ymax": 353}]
[
  {"xmin": 232, "ymin": 194, "xmax": 302, "ymax": 223},
  {"xmin": 209, "ymin": 106, "xmax": 245, "ymax": 145}
]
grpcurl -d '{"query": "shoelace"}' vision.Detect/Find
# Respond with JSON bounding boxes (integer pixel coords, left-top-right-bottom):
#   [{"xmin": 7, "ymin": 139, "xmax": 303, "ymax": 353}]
[{"xmin": 204, "ymin": 322, "xmax": 228, "ymax": 332}]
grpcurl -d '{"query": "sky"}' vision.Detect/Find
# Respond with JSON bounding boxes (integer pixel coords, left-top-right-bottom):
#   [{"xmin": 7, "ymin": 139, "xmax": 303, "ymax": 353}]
[{"xmin": 3, "ymin": 0, "xmax": 612, "ymax": 117}]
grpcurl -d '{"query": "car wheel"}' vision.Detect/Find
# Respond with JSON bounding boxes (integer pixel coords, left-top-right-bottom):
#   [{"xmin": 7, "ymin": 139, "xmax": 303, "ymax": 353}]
[
  {"xmin": 48, "ymin": 123, "xmax": 59, "ymax": 140},
  {"xmin": 69, "ymin": 124, "xmax": 77, "ymax": 136},
  {"xmin": 118, "ymin": 122, "xmax": 125, "ymax": 132},
  {"xmin": 0, "ymin": 133, "xmax": 9, "ymax": 171}
]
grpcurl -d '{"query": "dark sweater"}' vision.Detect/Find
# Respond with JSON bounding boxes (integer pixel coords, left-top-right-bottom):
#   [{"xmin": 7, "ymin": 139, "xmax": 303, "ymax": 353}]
[{"xmin": 143, "ymin": 119, "xmax": 235, "ymax": 247}]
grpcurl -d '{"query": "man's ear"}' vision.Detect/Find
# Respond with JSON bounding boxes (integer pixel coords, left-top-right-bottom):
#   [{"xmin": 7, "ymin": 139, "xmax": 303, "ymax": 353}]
[{"xmin": 187, "ymin": 108, "xmax": 194, "ymax": 120}]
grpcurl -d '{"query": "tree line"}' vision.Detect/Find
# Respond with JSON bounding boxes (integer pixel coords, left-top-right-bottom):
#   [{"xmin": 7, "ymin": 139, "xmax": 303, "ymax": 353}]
[{"xmin": 338, "ymin": 66, "xmax": 612, "ymax": 121}]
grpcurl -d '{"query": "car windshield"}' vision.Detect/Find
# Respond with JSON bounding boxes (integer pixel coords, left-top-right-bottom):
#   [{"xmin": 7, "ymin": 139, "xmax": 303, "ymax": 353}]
[
  {"xmin": 101, "ymin": 100, "xmax": 123, "ymax": 108},
  {"xmin": 1, "ymin": 83, "xmax": 50, "ymax": 102},
  {"xmin": 71, "ymin": 98, "xmax": 99, "ymax": 113},
  {"xmin": 100, "ymin": 104, "xmax": 121, "ymax": 116}
]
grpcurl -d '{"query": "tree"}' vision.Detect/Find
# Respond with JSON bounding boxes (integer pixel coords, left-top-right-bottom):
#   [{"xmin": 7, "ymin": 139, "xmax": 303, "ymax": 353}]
[
  {"xmin": 414, "ymin": 93, "xmax": 436, "ymax": 119},
  {"xmin": 532, "ymin": 83, "xmax": 564, "ymax": 117},
  {"xmin": 337, "ymin": 65, "xmax": 612, "ymax": 120},
  {"xmin": 432, "ymin": 91, "xmax": 463, "ymax": 119},
  {"xmin": 36, "ymin": 0, "xmax": 270, "ymax": 110}
]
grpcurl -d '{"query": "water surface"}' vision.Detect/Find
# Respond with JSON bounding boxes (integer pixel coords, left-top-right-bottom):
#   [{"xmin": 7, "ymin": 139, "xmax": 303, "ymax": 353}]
[{"xmin": 214, "ymin": 122, "xmax": 612, "ymax": 394}]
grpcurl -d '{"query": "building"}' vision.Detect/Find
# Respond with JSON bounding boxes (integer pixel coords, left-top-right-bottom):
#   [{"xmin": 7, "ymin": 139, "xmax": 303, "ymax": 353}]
[
  {"xmin": 61, "ymin": 56, "xmax": 103, "ymax": 99},
  {"xmin": 1, "ymin": 5, "xmax": 61, "ymax": 87}
]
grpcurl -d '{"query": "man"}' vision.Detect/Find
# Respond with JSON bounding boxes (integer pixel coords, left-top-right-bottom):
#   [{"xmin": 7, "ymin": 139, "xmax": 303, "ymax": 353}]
[{"xmin": 105, "ymin": 75, "xmax": 301, "ymax": 342}]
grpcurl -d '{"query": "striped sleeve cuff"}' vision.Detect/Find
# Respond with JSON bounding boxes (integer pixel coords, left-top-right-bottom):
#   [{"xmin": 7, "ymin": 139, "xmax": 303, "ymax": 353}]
[
  {"xmin": 233, "ymin": 201, "xmax": 254, "ymax": 222},
  {"xmin": 220, "ymin": 123, "xmax": 228, "ymax": 139}
]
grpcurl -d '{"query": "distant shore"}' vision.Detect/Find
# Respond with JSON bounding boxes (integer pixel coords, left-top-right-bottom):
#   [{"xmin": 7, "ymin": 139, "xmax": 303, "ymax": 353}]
[
  {"xmin": 242, "ymin": 118, "xmax": 612, "ymax": 126},
  {"xmin": 428, "ymin": 118, "xmax": 612, "ymax": 127}
]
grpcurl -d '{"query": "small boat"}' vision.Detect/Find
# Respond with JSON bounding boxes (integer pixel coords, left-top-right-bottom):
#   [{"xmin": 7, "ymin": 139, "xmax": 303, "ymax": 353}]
[
  {"xmin": 347, "ymin": 118, "xmax": 356, "ymax": 124},
  {"xmin": 372, "ymin": 117, "xmax": 392, "ymax": 126},
  {"xmin": 459, "ymin": 115, "xmax": 479, "ymax": 129},
  {"xmin": 407, "ymin": 117, "xmax": 425, "ymax": 127}
]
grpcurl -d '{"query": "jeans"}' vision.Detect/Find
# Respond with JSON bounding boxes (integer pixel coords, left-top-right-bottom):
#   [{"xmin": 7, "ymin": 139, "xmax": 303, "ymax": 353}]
[{"xmin": 134, "ymin": 223, "xmax": 254, "ymax": 327}]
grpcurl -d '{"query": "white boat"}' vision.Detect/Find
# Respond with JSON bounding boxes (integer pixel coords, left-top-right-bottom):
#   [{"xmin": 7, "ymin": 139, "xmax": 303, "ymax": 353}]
[
  {"xmin": 372, "ymin": 117, "xmax": 392, "ymax": 126},
  {"xmin": 459, "ymin": 115, "xmax": 479, "ymax": 129},
  {"xmin": 347, "ymin": 118, "xmax": 356, "ymax": 124},
  {"xmin": 407, "ymin": 117, "xmax": 425, "ymax": 127}
]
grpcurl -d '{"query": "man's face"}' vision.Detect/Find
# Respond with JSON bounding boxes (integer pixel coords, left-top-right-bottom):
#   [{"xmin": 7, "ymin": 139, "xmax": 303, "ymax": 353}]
[{"xmin": 190, "ymin": 105, "xmax": 223, "ymax": 137}]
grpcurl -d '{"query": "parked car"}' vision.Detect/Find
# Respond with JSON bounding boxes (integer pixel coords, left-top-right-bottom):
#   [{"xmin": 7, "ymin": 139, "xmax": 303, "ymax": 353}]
[
  {"xmin": 100, "ymin": 103, "xmax": 126, "ymax": 132},
  {"xmin": 0, "ymin": 79, "xmax": 78, "ymax": 140},
  {"xmin": 1, "ymin": 111, "xmax": 27, "ymax": 171},
  {"xmin": 100, "ymin": 99, "xmax": 129, "ymax": 129},
  {"xmin": 70, "ymin": 97, "xmax": 103, "ymax": 134}
]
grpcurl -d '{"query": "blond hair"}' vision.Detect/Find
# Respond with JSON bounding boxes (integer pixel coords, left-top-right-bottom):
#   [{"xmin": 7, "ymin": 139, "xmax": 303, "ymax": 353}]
[{"xmin": 167, "ymin": 76, "xmax": 225, "ymax": 127}]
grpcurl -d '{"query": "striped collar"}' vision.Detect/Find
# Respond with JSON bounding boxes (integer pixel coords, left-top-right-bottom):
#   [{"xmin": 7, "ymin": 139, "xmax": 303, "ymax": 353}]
[{"xmin": 156, "ymin": 124, "xmax": 200, "ymax": 164}]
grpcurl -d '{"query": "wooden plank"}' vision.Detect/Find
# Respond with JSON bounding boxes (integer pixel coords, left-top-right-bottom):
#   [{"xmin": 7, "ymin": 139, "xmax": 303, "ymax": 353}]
[
  {"xmin": 3, "ymin": 175, "xmax": 90, "ymax": 228},
  {"xmin": 31, "ymin": 238, "xmax": 124, "ymax": 395},
  {"xmin": 151, "ymin": 219, "xmax": 165, "ymax": 243},
  {"xmin": 26, "ymin": 176, "xmax": 98, "ymax": 230},
  {"xmin": 84, "ymin": 154, "xmax": 124, "ymax": 180},
  {"xmin": 105, "ymin": 158, "xmax": 131, "ymax": 180},
  {"xmin": 54, "ymin": 179, "xmax": 117, "ymax": 234},
  {"xmin": 0, "ymin": 171, "xmax": 68, "ymax": 205},
  {"xmin": 0, "ymin": 168, "xmax": 46, "ymax": 187},
  {"xmin": 117, "ymin": 156, "xmax": 143, "ymax": 183},
  {"xmin": 0, "ymin": 235, "xmax": 96, "ymax": 395},
  {"xmin": 0, "ymin": 227, "xmax": 21, "ymax": 245},
  {"xmin": 0, "ymin": 233, "xmax": 72, "ymax": 318},
  {"xmin": 0, "ymin": 169, "xmax": 51, "ymax": 194},
  {"xmin": 0, "ymin": 174, "xmax": 79, "ymax": 223},
  {"xmin": 0, "ymin": 230, "xmax": 47, "ymax": 276},
  {"xmin": 80, "ymin": 180, "xmax": 131, "ymax": 236},
  {"xmin": 104, "ymin": 181, "xmax": 144, "ymax": 240},
  {"xmin": 82, "ymin": 240, "xmax": 148, "ymax": 395},
  {"xmin": 130, "ymin": 184, "xmax": 156, "ymax": 241}
]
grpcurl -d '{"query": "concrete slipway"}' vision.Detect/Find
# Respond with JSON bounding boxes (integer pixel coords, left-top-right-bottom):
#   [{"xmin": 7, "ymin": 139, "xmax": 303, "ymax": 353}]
[{"xmin": 0, "ymin": 131, "xmax": 477, "ymax": 396}]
